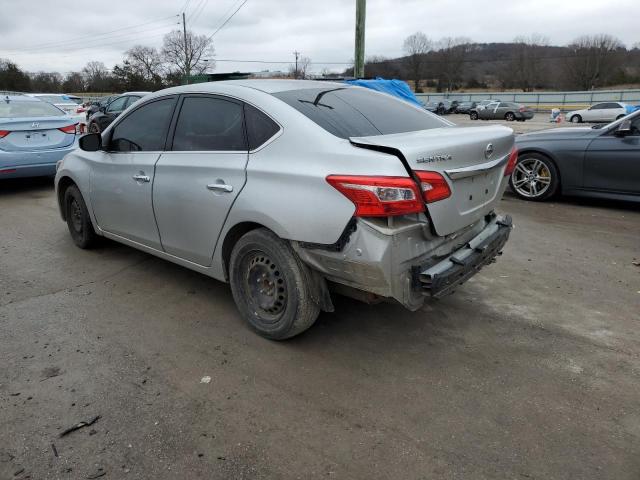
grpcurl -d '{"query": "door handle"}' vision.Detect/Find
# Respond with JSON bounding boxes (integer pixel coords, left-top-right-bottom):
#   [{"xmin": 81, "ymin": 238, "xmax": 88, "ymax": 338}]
[
  {"xmin": 207, "ymin": 183, "xmax": 233, "ymax": 193},
  {"xmin": 132, "ymin": 174, "xmax": 150, "ymax": 183}
]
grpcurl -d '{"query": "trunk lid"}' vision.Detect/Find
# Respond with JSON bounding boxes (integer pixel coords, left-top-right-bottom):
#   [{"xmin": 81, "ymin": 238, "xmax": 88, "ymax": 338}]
[
  {"xmin": 0, "ymin": 117, "xmax": 76, "ymax": 153},
  {"xmin": 350, "ymin": 125, "xmax": 514, "ymax": 236}
]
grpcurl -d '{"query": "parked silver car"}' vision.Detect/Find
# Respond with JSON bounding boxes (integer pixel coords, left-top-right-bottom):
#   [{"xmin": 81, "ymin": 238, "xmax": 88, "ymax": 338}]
[
  {"xmin": 566, "ymin": 102, "xmax": 629, "ymax": 124},
  {"xmin": 55, "ymin": 80, "xmax": 515, "ymax": 339}
]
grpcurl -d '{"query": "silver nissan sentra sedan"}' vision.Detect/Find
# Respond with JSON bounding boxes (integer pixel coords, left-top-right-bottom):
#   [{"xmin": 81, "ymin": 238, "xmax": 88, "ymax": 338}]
[{"xmin": 55, "ymin": 80, "xmax": 515, "ymax": 339}]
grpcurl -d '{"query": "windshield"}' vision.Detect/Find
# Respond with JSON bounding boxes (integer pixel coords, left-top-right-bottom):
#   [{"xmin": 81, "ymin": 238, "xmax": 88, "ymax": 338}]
[
  {"xmin": 273, "ymin": 87, "xmax": 448, "ymax": 139},
  {"xmin": 0, "ymin": 100, "xmax": 65, "ymax": 118}
]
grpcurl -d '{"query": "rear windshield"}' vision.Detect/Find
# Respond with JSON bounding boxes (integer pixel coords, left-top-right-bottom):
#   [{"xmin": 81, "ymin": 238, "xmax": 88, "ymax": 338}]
[
  {"xmin": 272, "ymin": 87, "xmax": 447, "ymax": 139},
  {"xmin": 0, "ymin": 101, "xmax": 65, "ymax": 118}
]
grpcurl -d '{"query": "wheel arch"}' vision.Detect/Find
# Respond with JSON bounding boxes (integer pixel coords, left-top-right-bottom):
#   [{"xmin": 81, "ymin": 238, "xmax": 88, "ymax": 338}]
[
  {"xmin": 56, "ymin": 175, "xmax": 78, "ymax": 221},
  {"xmin": 220, "ymin": 221, "xmax": 266, "ymax": 281}
]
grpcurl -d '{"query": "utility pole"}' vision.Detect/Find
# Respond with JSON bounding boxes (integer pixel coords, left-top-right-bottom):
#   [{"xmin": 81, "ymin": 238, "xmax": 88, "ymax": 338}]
[
  {"xmin": 293, "ymin": 51, "xmax": 300, "ymax": 79},
  {"xmin": 183, "ymin": 12, "xmax": 190, "ymax": 84},
  {"xmin": 354, "ymin": 0, "xmax": 366, "ymax": 78}
]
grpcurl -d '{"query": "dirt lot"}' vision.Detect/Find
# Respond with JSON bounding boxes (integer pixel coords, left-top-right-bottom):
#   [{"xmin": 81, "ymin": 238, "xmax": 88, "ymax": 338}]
[
  {"xmin": 1, "ymin": 178, "xmax": 639, "ymax": 480},
  {"xmin": 449, "ymin": 113, "xmax": 586, "ymax": 133}
]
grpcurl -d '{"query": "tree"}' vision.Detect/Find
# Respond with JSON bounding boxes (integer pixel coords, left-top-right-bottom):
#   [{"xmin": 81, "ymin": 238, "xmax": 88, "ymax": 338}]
[
  {"xmin": 289, "ymin": 56, "xmax": 311, "ymax": 79},
  {"xmin": 110, "ymin": 62, "xmax": 147, "ymax": 92},
  {"xmin": 125, "ymin": 45, "xmax": 164, "ymax": 89},
  {"xmin": 161, "ymin": 30, "xmax": 214, "ymax": 80},
  {"xmin": 503, "ymin": 34, "xmax": 549, "ymax": 91},
  {"xmin": 565, "ymin": 34, "xmax": 625, "ymax": 90},
  {"xmin": 435, "ymin": 37, "xmax": 472, "ymax": 92},
  {"xmin": 62, "ymin": 72, "xmax": 85, "ymax": 93},
  {"xmin": 403, "ymin": 32, "xmax": 432, "ymax": 92},
  {"xmin": 0, "ymin": 59, "xmax": 31, "ymax": 92},
  {"xmin": 30, "ymin": 71, "xmax": 63, "ymax": 92},
  {"xmin": 82, "ymin": 61, "xmax": 111, "ymax": 91}
]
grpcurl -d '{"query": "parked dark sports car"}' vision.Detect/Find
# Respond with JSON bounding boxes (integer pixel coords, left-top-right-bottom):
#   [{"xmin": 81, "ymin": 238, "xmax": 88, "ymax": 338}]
[
  {"xmin": 85, "ymin": 95, "xmax": 117, "ymax": 121},
  {"xmin": 512, "ymin": 110, "xmax": 640, "ymax": 202},
  {"xmin": 87, "ymin": 92, "xmax": 150, "ymax": 133},
  {"xmin": 454, "ymin": 101, "xmax": 478, "ymax": 114}
]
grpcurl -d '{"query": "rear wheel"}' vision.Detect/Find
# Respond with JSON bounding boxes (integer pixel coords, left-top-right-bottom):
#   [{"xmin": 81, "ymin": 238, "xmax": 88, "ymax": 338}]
[
  {"xmin": 509, "ymin": 153, "xmax": 559, "ymax": 201},
  {"xmin": 616, "ymin": 114, "xmax": 626, "ymax": 120},
  {"xmin": 64, "ymin": 185, "xmax": 98, "ymax": 248},
  {"xmin": 570, "ymin": 115, "xmax": 582, "ymax": 123},
  {"xmin": 470, "ymin": 111, "xmax": 479, "ymax": 120},
  {"xmin": 505, "ymin": 112, "xmax": 516, "ymax": 121},
  {"xmin": 229, "ymin": 228, "xmax": 320, "ymax": 340}
]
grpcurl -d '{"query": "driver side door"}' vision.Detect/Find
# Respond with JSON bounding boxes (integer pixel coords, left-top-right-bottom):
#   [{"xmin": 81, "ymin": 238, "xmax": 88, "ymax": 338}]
[
  {"xmin": 90, "ymin": 96, "xmax": 178, "ymax": 249},
  {"xmin": 583, "ymin": 116, "xmax": 640, "ymax": 194}
]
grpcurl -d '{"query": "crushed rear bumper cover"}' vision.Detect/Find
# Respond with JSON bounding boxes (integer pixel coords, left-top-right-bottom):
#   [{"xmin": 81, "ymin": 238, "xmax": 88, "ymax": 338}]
[{"xmin": 415, "ymin": 215, "xmax": 512, "ymax": 298}]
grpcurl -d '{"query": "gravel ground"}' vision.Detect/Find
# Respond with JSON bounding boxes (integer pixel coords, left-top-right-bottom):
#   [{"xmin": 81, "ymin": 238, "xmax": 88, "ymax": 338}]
[
  {"xmin": 1, "ymin": 177, "xmax": 639, "ymax": 480},
  {"xmin": 448, "ymin": 113, "xmax": 587, "ymax": 134}
]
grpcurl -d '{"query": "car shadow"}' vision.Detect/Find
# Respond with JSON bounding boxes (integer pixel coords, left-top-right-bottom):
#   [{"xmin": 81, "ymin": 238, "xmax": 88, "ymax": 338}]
[{"xmin": 0, "ymin": 176, "xmax": 54, "ymax": 196}]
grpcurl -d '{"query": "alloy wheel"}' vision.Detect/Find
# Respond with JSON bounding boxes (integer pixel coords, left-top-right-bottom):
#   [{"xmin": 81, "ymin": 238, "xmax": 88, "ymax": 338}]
[{"xmin": 511, "ymin": 158, "xmax": 552, "ymax": 198}]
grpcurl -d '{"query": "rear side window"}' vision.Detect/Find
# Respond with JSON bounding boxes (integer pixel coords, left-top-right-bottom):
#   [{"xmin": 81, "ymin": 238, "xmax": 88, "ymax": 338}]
[
  {"xmin": 106, "ymin": 96, "xmax": 128, "ymax": 113},
  {"xmin": 110, "ymin": 98, "xmax": 175, "ymax": 152},
  {"xmin": 273, "ymin": 87, "xmax": 447, "ymax": 139},
  {"xmin": 172, "ymin": 96, "xmax": 247, "ymax": 151},
  {"xmin": 244, "ymin": 104, "xmax": 279, "ymax": 150}
]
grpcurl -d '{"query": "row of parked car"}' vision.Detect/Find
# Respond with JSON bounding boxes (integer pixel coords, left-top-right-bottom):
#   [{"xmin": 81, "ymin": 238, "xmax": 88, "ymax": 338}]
[{"xmin": 424, "ymin": 98, "xmax": 535, "ymax": 122}]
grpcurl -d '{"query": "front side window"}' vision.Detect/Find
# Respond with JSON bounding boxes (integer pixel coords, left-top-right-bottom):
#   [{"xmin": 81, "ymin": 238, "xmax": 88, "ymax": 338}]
[
  {"xmin": 273, "ymin": 87, "xmax": 448, "ymax": 139},
  {"xmin": 106, "ymin": 97, "xmax": 128, "ymax": 113},
  {"xmin": 125, "ymin": 96, "xmax": 141, "ymax": 109},
  {"xmin": 171, "ymin": 96, "xmax": 247, "ymax": 151},
  {"xmin": 109, "ymin": 98, "xmax": 175, "ymax": 152}
]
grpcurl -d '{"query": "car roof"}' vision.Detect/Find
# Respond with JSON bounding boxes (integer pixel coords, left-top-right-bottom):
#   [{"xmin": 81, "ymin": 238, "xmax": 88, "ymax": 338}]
[
  {"xmin": 3, "ymin": 95, "xmax": 43, "ymax": 102},
  {"xmin": 121, "ymin": 91, "xmax": 152, "ymax": 96},
  {"xmin": 159, "ymin": 80, "xmax": 348, "ymax": 96}
]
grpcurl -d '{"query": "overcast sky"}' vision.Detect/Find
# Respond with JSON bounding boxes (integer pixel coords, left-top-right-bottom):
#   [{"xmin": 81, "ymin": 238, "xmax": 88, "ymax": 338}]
[{"xmin": 0, "ymin": 0, "xmax": 637, "ymax": 75}]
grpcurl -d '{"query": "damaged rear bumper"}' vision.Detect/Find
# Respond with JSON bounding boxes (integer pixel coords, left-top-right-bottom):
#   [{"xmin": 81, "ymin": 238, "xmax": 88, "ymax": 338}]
[
  {"xmin": 415, "ymin": 215, "xmax": 512, "ymax": 298},
  {"xmin": 294, "ymin": 213, "xmax": 512, "ymax": 311}
]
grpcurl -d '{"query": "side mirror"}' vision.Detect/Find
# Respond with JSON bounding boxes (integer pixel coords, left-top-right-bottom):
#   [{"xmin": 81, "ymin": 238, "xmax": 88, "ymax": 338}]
[
  {"xmin": 614, "ymin": 119, "xmax": 632, "ymax": 137},
  {"xmin": 79, "ymin": 133, "xmax": 102, "ymax": 152}
]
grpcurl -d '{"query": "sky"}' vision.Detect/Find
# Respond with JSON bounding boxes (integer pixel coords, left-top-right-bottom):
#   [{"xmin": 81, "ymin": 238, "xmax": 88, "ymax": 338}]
[{"xmin": 0, "ymin": 0, "xmax": 637, "ymax": 75}]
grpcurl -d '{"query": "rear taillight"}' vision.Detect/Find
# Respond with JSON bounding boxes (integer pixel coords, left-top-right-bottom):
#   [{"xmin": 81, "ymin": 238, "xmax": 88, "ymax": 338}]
[
  {"xmin": 326, "ymin": 175, "xmax": 424, "ymax": 217},
  {"xmin": 519, "ymin": 106, "xmax": 525, "ymax": 112},
  {"xmin": 58, "ymin": 124, "xmax": 77, "ymax": 134},
  {"xmin": 0, "ymin": 130, "xmax": 9, "ymax": 138},
  {"xmin": 415, "ymin": 171, "xmax": 451, "ymax": 203},
  {"xmin": 504, "ymin": 147, "xmax": 518, "ymax": 177}
]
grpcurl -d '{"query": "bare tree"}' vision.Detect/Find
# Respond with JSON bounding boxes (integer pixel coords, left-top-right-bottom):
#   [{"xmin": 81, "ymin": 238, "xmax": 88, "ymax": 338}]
[
  {"xmin": 82, "ymin": 61, "xmax": 110, "ymax": 91},
  {"xmin": 126, "ymin": 45, "xmax": 164, "ymax": 87},
  {"xmin": 288, "ymin": 56, "xmax": 311, "ymax": 79},
  {"xmin": 435, "ymin": 37, "xmax": 472, "ymax": 92},
  {"xmin": 403, "ymin": 32, "xmax": 432, "ymax": 92},
  {"xmin": 507, "ymin": 34, "xmax": 549, "ymax": 91},
  {"xmin": 565, "ymin": 34, "xmax": 625, "ymax": 90},
  {"xmin": 161, "ymin": 30, "xmax": 214, "ymax": 79}
]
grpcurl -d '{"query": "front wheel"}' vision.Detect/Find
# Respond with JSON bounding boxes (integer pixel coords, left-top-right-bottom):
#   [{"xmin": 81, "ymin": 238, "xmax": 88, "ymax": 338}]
[
  {"xmin": 64, "ymin": 185, "xmax": 98, "ymax": 248},
  {"xmin": 229, "ymin": 228, "xmax": 320, "ymax": 340},
  {"xmin": 509, "ymin": 153, "xmax": 559, "ymax": 201},
  {"xmin": 505, "ymin": 112, "xmax": 515, "ymax": 121},
  {"xmin": 470, "ymin": 111, "xmax": 479, "ymax": 120},
  {"xmin": 570, "ymin": 115, "xmax": 582, "ymax": 123},
  {"xmin": 88, "ymin": 122, "xmax": 100, "ymax": 134}
]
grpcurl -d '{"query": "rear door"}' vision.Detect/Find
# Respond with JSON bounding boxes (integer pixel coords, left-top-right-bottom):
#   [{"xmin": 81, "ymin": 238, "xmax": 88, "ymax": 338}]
[
  {"xmin": 90, "ymin": 96, "xmax": 177, "ymax": 249},
  {"xmin": 583, "ymin": 116, "xmax": 640, "ymax": 194},
  {"xmin": 152, "ymin": 95, "xmax": 249, "ymax": 266}
]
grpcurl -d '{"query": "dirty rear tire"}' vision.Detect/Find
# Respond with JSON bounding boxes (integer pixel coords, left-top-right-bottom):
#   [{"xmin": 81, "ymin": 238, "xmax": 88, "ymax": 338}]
[
  {"xmin": 470, "ymin": 111, "xmax": 478, "ymax": 120},
  {"xmin": 229, "ymin": 228, "xmax": 320, "ymax": 340},
  {"xmin": 64, "ymin": 185, "xmax": 98, "ymax": 249}
]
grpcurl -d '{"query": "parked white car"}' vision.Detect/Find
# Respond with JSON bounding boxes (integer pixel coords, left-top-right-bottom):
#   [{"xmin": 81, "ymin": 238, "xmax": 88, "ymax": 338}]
[{"xmin": 566, "ymin": 102, "xmax": 628, "ymax": 124}]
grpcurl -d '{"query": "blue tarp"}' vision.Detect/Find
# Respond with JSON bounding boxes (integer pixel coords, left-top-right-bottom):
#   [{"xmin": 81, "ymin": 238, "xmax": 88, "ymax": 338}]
[
  {"xmin": 344, "ymin": 78, "xmax": 423, "ymax": 107},
  {"xmin": 625, "ymin": 104, "xmax": 640, "ymax": 114}
]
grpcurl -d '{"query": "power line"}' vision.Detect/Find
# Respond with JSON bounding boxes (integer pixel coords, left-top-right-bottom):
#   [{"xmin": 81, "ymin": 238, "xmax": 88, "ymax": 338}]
[
  {"xmin": 1, "ymin": 15, "xmax": 179, "ymax": 54},
  {"xmin": 207, "ymin": 0, "xmax": 249, "ymax": 41}
]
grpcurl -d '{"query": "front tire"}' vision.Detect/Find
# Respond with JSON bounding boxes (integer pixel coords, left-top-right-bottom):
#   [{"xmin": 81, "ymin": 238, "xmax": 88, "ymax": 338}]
[
  {"xmin": 64, "ymin": 185, "xmax": 98, "ymax": 248},
  {"xmin": 509, "ymin": 153, "xmax": 559, "ymax": 202},
  {"xmin": 505, "ymin": 112, "xmax": 515, "ymax": 121},
  {"xmin": 229, "ymin": 228, "xmax": 320, "ymax": 340},
  {"xmin": 570, "ymin": 115, "xmax": 582, "ymax": 123},
  {"xmin": 470, "ymin": 111, "xmax": 479, "ymax": 120}
]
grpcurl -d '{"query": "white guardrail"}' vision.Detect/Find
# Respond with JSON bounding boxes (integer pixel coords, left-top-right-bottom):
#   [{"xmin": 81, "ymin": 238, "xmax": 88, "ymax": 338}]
[{"xmin": 416, "ymin": 89, "xmax": 640, "ymax": 111}]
